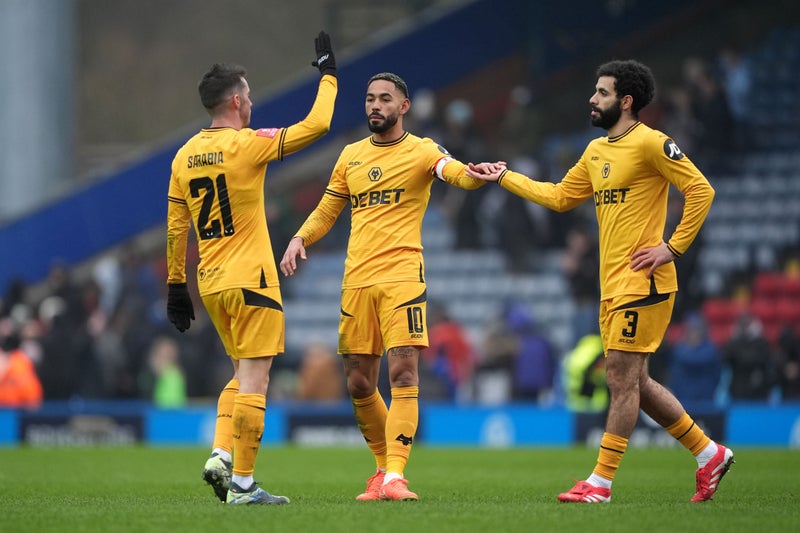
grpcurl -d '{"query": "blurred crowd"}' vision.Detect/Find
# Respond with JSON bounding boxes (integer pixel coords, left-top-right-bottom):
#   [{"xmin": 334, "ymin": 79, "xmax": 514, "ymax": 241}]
[
  {"xmin": 0, "ymin": 248, "xmax": 213, "ymax": 408},
  {"xmin": 2, "ymin": 42, "xmax": 799, "ymax": 410},
  {"xmin": 3, "ymin": 247, "xmax": 798, "ymax": 411}
]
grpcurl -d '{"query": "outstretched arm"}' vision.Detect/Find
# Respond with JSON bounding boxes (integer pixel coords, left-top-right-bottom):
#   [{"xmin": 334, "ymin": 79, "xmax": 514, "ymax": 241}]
[
  {"xmin": 436, "ymin": 159, "xmax": 506, "ymax": 189},
  {"xmin": 280, "ymin": 192, "xmax": 348, "ymax": 276},
  {"xmin": 280, "ymin": 31, "xmax": 338, "ymax": 157},
  {"xmin": 467, "ymin": 161, "xmax": 592, "ymax": 212},
  {"xmin": 465, "ymin": 161, "xmax": 507, "ymax": 182}
]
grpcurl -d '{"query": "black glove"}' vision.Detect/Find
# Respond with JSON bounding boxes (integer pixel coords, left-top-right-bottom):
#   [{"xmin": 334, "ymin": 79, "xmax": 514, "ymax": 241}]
[
  {"xmin": 167, "ymin": 283, "xmax": 195, "ymax": 332},
  {"xmin": 311, "ymin": 30, "xmax": 336, "ymax": 76}
]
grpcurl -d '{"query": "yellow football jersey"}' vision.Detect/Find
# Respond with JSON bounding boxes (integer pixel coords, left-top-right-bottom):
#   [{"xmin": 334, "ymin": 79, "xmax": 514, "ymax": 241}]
[
  {"xmin": 498, "ymin": 121, "xmax": 714, "ymax": 300},
  {"xmin": 295, "ymin": 132, "xmax": 484, "ymax": 288},
  {"xmin": 167, "ymin": 75, "xmax": 337, "ymax": 295}
]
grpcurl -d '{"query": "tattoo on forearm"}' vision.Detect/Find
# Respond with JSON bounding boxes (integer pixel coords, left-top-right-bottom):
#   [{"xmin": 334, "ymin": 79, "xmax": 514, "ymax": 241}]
[{"xmin": 343, "ymin": 355, "xmax": 359, "ymax": 369}]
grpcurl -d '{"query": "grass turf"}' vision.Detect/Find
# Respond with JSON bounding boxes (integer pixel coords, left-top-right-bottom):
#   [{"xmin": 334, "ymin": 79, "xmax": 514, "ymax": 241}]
[{"xmin": 1, "ymin": 446, "xmax": 798, "ymax": 532}]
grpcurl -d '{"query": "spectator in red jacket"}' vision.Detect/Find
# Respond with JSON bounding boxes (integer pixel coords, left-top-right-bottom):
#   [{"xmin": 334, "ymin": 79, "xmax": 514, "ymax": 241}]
[{"xmin": 0, "ymin": 334, "xmax": 43, "ymax": 409}]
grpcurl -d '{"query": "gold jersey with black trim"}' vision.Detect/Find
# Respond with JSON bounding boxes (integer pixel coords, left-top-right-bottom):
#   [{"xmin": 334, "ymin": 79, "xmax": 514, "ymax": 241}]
[
  {"xmin": 166, "ymin": 74, "xmax": 337, "ymax": 295},
  {"xmin": 497, "ymin": 121, "xmax": 714, "ymax": 300},
  {"xmin": 295, "ymin": 132, "xmax": 484, "ymax": 288}
]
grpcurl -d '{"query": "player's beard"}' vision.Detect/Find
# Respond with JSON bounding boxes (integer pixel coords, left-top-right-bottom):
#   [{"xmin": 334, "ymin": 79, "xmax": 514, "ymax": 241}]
[
  {"xmin": 591, "ymin": 99, "xmax": 622, "ymax": 130},
  {"xmin": 239, "ymin": 108, "xmax": 251, "ymax": 128},
  {"xmin": 368, "ymin": 112, "xmax": 398, "ymax": 134}
]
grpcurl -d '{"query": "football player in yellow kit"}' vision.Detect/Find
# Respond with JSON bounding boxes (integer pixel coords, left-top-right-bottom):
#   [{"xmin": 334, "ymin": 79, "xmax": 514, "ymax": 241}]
[
  {"xmin": 467, "ymin": 60, "xmax": 733, "ymax": 504},
  {"xmin": 281, "ymin": 72, "xmax": 489, "ymax": 501},
  {"xmin": 166, "ymin": 31, "xmax": 337, "ymax": 505}
]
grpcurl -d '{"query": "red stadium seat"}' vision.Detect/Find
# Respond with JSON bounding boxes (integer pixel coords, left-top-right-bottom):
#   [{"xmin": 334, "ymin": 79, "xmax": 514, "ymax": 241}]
[
  {"xmin": 664, "ymin": 323, "xmax": 684, "ymax": 345},
  {"xmin": 775, "ymin": 297, "xmax": 800, "ymax": 326},
  {"xmin": 749, "ymin": 296, "xmax": 778, "ymax": 324},
  {"xmin": 784, "ymin": 277, "xmax": 800, "ymax": 299},
  {"xmin": 709, "ymin": 322, "xmax": 733, "ymax": 347},
  {"xmin": 753, "ymin": 271, "xmax": 787, "ymax": 299},
  {"xmin": 702, "ymin": 298, "xmax": 743, "ymax": 325}
]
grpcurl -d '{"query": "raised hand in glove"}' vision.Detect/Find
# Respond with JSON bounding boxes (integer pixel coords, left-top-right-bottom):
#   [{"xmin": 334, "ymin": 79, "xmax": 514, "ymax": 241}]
[
  {"xmin": 311, "ymin": 30, "xmax": 336, "ymax": 76},
  {"xmin": 167, "ymin": 283, "xmax": 195, "ymax": 332}
]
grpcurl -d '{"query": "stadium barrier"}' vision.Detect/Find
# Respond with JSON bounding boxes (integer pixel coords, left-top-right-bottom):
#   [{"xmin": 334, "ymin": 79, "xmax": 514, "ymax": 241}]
[{"xmin": 1, "ymin": 401, "xmax": 799, "ymax": 447}]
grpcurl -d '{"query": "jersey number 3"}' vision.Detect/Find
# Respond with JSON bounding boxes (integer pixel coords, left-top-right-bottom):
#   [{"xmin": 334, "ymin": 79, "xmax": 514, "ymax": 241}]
[
  {"xmin": 621, "ymin": 310, "xmax": 638, "ymax": 338},
  {"xmin": 190, "ymin": 174, "xmax": 235, "ymax": 240}
]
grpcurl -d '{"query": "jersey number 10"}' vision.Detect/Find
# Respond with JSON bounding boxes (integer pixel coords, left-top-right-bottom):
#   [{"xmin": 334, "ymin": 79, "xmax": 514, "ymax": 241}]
[{"xmin": 406, "ymin": 306, "xmax": 424, "ymax": 334}]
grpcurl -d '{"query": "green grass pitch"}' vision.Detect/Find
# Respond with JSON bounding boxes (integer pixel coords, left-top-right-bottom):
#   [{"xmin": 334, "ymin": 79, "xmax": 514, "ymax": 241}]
[{"xmin": 2, "ymin": 446, "xmax": 798, "ymax": 532}]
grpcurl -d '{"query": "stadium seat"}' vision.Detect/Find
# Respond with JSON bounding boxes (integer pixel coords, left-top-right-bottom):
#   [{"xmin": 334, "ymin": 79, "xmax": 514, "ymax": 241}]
[
  {"xmin": 784, "ymin": 277, "xmax": 800, "ymax": 299},
  {"xmin": 702, "ymin": 298, "xmax": 743, "ymax": 325},
  {"xmin": 753, "ymin": 272, "xmax": 786, "ymax": 299},
  {"xmin": 775, "ymin": 297, "xmax": 800, "ymax": 326},
  {"xmin": 709, "ymin": 322, "xmax": 733, "ymax": 347},
  {"xmin": 749, "ymin": 296, "xmax": 778, "ymax": 325}
]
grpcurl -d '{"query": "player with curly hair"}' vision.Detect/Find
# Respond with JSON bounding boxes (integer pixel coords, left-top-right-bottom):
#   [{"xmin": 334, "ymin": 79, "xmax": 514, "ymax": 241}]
[{"xmin": 467, "ymin": 60, "xmax": 733, "ymax": 504}]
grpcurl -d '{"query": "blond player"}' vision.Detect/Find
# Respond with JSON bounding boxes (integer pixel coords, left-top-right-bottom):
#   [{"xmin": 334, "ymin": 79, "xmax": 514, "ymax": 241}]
[
  {"xmin": 467, "ymin": 60, "xmax": 733, "ymax": 503},
  {"xmin": 281, "ymin": 72, "xmax": 486, "ymax": 501},
  {"xmin": 166, "ymin": 31, "xmax": 337, "ymax": 505}
]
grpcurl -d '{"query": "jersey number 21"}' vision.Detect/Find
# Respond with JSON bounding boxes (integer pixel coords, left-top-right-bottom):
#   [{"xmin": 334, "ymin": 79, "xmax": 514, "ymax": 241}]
[{"xmin": 190, "ymin": 174, "xmax": 235, "ymax": 240}]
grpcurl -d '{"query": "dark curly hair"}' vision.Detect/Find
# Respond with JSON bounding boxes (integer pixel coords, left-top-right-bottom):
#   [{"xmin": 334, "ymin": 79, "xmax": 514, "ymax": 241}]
[{"xmin": 596, "ymin": 60, "xmax": 655, "ymax": 116}]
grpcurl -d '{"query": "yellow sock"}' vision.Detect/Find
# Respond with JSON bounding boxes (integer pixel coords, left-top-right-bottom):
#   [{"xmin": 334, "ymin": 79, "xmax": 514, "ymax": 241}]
[
  {"xmin": 593, "ymin": 432, "xmax": 628, "ymax": 480},
  {"xmin": 212, "ymin": 378, "xmax": 239, "ymax": 455},
  {"xmin": 231, "ymin": 393, "xmax": 265, "ymax": 477},
  {"xmin": 385, "ymin": 386, "xmax": 419, "ymax": 476},
  {"xmin": 352, "ymin": 390, "xmax": 389, "ymax": 470},
  {"xmin": 666, "ymin": 412, "xmax": 711, "ymax": 455}
]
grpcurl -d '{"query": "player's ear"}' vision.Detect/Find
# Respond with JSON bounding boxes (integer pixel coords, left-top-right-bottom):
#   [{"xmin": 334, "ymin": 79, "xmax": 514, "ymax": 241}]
[
  {"xmin": 400, "ymin": 97, "xmax": 411, "ymax": 115},
  {"xmin": 620, "ymin": 94, "xmax": 633, "ymax": 111}
]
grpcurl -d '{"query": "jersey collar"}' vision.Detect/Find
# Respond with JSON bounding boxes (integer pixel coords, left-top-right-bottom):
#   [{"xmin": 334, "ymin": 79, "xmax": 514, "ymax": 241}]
[{"xmin": 608, "ymin": 121, "xmax": 641, "ymax": 143}]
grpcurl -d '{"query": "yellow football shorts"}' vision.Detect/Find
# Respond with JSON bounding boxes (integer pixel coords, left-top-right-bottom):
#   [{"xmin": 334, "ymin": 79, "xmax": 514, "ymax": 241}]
[
  {"xmin": 599, "ymin": 292, "xmax": 675, "ymax": 354},
  {"xmin": 202, "ymin": 286, "xmax": 284, "ymax": 359},
  {"xmin": 338, "ymin": 282, "xmax": 428, "ymax": 356}
]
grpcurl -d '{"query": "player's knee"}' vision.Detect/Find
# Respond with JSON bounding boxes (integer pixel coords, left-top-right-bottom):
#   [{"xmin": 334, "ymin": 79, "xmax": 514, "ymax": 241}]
[
  {"xmin": 605, "ymin": 366, "xmax": 634, "ymax": 393},
  {"xmin": 346, "ymin": 373, "xmax": 375, "ymax": 398}
]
